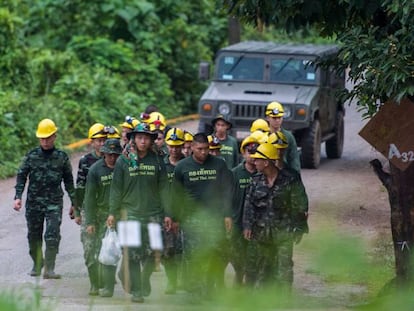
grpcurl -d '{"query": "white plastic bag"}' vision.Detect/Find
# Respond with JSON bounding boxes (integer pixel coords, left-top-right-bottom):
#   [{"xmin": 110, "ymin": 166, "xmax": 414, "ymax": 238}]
[{"xmin": 98, "ymin": 228, "xmax": 122, "ymax": 266}]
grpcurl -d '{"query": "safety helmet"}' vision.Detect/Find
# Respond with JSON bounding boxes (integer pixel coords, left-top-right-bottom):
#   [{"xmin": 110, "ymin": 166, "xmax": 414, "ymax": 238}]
[
  {"xmin": 36, "ymin": 118, "xmax": 58, "ymax": 138},
  {"xmin": 144, "ymin": 112, "xmax": 166, "ymax": 131},
  {"xmin": 211, "ymin": 114, "xmax": 232, "ymax": 129},
  {"xmin": 165, "ymin": 127, "xmax": 185, "ymax": 146},
  {"xmin": 88, "ymin": 123, "xmax": 106, "ymax": 139},
  {"xmin": 106, "ymin": 126, "xmax": 121, "ymax": 139},
  {"xmin": 250, "ymin": 118, "xmax": 270, "ymax": 133},
  {"xmin": 250, "ymin": 130, "xmax": 269, "ymax": 144},
  {"xmin": 265, "ymin": 101, "xmax": 284, "ymax": 117},
  {"xmin": 268, "ymin": 131, "xmax": 288, "ymax": 149},
  {"xmin": 250, "ymin": 142, "xmax": 280, "ymax": 160},
  {"xmin": 184, "ymin": 131, "xmax": 193, "ymax": 142},
  {"xmin": 208, "ymin": 135, "xmax": 221, "ymax": 150},
  {"xmin": 100, "ymin": 138, "xmax": 122, "ymax": 154},
  {"xmin": 127, "ymin": 122, "xmax": 158, "ymax": 140},
  {"xmin": 120, "ymin": 116, "xmax": 140, "ymax": 129},
  {"xmin": 240, "ymin": 135, "xmax": 260, "ymax": 154}
]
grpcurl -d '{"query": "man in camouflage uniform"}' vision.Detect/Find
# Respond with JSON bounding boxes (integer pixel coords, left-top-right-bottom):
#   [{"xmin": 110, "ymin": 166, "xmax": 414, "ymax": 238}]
[
  {"xmin": 75, "ymin": 123, "xmax": 107, "ymax": 295},
  {"xmin": 84, "ymin": 139, "xmax": 122, "ymax": 297},
  {"xmin": 243, "ymin": 143, "xmax": 308, "ymax": 290},
  {"xmin": 230, "ymin": 135, "xmax": 258, "ymax": 286},
  {"xmin": 13, "ymin": 119, "xmax": 75, "ymax": 279}
]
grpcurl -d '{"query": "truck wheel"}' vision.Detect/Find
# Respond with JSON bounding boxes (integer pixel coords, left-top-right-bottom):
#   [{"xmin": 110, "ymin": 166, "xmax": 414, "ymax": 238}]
[
  {"xmin": 301, "ymin": 119, "xmax": 321, "ymax": 169},
  {"xmin": 326, "ymin": 111, "xmax": 344, "ymax": 159}
]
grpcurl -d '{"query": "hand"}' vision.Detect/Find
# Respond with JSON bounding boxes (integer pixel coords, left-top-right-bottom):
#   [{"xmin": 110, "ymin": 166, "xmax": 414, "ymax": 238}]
[
  {"xmin": 74, "ymin": 216, "xmax": 82, "ymax": 225},
  {"xmin": 224, "ymin": 217, "xmax": 232, "ymax": 233},
  {"xmin": 106, "ymin": 215, "xmax": 115, "ymax": 228},
  {"xmin": 68, "ymin": 206, "xmax": 75, "ymax": 219},
  {"xmin": 243, "ymin": 229, "xmax": 252, "ymax": 240},
  {"xmin": 164, "ymin": 217, "xmax": 172, "ymax": 231},
  {"xmin": 86, "ymin": 225, "xmax": 95, "ymax": 235},
  {"xmin": 13, "ymin": 199, "xmax": 22, "ymax": 211}
]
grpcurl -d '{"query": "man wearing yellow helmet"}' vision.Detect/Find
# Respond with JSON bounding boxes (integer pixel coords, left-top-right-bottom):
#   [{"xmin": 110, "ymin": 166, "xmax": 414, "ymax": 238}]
[
  {"xmin": 243, "ymin": 143, "xmax": 308, "ymax": 290},
  {"xmin": 13, "ymin": 119, "xmax": 75, "ymax": 279},
  {"xmin": 230, "ymin": 135, "xmax": 258, "ymax": 286},
  {"xmin": 182, "ymin": 131, "xmax": 194, "ymax": 157},
  {"xmin": 265, "ymin": 101, "xmax": 301, "ymax": 174},
  {"xmin": 75, "ymin": 122, "xmax": 108, "ymax": 295},
  {"xmin": 162, "ymin": 127, "xmax": 186, "ymax": 295},
  {"xmin": 120, "ymin": 116, "xmax": 139, "ymax": 148}
]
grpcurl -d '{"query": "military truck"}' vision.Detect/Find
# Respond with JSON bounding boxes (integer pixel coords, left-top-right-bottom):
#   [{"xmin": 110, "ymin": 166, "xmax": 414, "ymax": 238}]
[{"xmin": 197, "ymin": 41, "xmax": 345, "ymax": 168}]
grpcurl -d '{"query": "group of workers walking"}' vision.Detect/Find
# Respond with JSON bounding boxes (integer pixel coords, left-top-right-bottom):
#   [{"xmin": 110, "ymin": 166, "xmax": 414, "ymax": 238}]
[{"xmin": 13, "ymin": 101, "xmax": 308, "ymax": 303}]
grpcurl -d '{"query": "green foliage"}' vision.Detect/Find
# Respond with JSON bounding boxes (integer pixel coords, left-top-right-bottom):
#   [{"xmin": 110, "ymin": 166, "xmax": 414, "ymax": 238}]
[{"xmin": 0, "ymin": 0, "xmax": 228, "ymax": 176}]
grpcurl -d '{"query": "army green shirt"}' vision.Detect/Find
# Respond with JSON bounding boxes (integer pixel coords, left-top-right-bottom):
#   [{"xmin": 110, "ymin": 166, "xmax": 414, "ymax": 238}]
[
  {"xmin": 281, "ymin": 128, "xmax": 301, "ymax": 174},
  {"xmin": 84, "ymin": 158, "xmax": 114, "ymax": 227},
  {"xmin": 171, "ymin": 154, "xmax": 233, "ymax": 224},
  {"xmin": 231, "ymin": 161, "xmax": 256, "ymax": 230},
  {"xmin": 243, "ymin": 169, "xmax": 308, "ymax": 238},
  {"xmin": 217, "ymin": 134, "xmax": 239, "ymax": 169},
  {"xmin": 109, "ymin": 151, "xmax": 168, "ymax": 221},
  {"xmin": 15, "ymin": 146, "xmax": 75, "ymax": 207}
]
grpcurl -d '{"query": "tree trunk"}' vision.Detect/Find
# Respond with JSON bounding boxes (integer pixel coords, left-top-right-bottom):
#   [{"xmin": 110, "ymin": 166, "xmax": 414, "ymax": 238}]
[
  {"xmin": 371, "ymin": 159, "xmax": 414, "ymax": 286},
  {"xmin": 228, "ymin": 17, "xmax": 240, "ymax": 45}
]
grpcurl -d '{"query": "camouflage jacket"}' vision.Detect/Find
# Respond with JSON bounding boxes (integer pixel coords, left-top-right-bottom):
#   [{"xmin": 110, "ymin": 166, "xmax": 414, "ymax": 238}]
[
  {"xmin": 14, "ymin": 146, "xmax": 75, "ymax": 207},
  {"xmin": 75, "ymin": 152, "xmax": 101, "ymax": 216},
  {"xmin": 243, "ymin": 169, "xmax": 308, "ymax": 240}
]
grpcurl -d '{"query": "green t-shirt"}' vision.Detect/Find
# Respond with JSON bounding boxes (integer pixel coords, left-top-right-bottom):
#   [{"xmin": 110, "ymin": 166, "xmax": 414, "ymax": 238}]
[
  {"xmin": 171, "ymin": 155, "xmax": 233, "ymax": 223},
  {"xmin": 216, "ymin": 134, "xmax": 239, "ymax": 169},
  {"xmin": 109, "ymin": 151, "xmax": 168, "ymax": 221},
  {"xmin": 84, "ymin": 158, "xmax": 113, "ymax": 227}
]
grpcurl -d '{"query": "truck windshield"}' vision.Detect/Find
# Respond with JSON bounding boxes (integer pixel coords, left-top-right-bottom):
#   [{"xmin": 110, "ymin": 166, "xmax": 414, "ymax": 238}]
[
  {"xmin": 216, "ymin": 55, "xmax": 264, "ymax": 81},
  {"xmin": 270, "ymin": 58, "xmax": 317, "ymax": 84}
]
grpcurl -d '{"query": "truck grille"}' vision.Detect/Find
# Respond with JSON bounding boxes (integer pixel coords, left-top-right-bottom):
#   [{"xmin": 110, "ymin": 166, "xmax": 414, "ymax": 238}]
[{"xmin": 233, "ymin": 102, "xmax": 266, "ymax": 119}]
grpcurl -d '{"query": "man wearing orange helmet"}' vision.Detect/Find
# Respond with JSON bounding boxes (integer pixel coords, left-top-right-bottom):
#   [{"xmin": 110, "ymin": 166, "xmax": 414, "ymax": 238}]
[{"xmin": 13, "ymin": 119, "xmax": 75, "ymax": 279}]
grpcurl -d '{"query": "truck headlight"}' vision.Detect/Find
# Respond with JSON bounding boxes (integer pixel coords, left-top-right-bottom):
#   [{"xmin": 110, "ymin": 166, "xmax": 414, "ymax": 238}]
[
  {"xmin": 218, "ymin": 102, "xmax": 231, "ymax": 115},
  {"xmin": 283, "ymin": 105, "xmax": 292, "ymax": 118}
]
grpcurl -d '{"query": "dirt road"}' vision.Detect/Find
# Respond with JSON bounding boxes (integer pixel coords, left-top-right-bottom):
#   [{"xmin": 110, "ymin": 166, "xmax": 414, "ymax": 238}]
[{"xmin": 0, "ymin": 106, "xmax": 392, "ymax": 310}]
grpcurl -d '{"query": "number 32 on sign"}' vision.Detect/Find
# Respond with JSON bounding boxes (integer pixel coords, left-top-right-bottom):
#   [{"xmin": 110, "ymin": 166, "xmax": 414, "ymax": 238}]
[{"xmin": 389, "ymin": 144, "xmax": 414, "ymax": 162}]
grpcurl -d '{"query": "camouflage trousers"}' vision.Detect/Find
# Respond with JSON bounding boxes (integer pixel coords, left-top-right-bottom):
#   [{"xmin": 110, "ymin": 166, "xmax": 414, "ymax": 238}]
[
  {"xmin": 245, "ymin": 231, "xmax": 294, "ymax": 289},
  {"xmin": 25, "ymin": 205, "xmax": 62, "ymax": 267},
  {"xmin": 80, "ymin": 209, "xmax": 107, "ymax": 268}
]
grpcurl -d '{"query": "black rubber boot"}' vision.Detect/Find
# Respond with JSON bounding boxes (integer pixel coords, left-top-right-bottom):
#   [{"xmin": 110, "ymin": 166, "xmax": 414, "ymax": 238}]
[
  {"xmin": 142, "ymin": 258, "xmax": 154, "ymax": 297},
  {"xmin": 43, "ymin": 249, "xmax": 61, "ymax": 279},
  {"xmin": 87, "ymin": 264, "xmax": 99, "ymax": 296},
  {"xmin": 100, "ymin": 265, "xmax": 116, "ymax": 297}
]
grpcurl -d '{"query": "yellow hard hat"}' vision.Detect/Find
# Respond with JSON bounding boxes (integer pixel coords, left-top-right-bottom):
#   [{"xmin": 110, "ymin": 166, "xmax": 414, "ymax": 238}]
[
  {"xmin": 88, "ymin": 123, "xmax": 106, "ymax": 139},
  {"xmin": 240, "ymin": 135, "xmax": 259, "ymax": 153},
  {"xmin": 268, "ymin": 131, "xmax": 288, "ymax": 149},
  {"xmin": 165, "ymin": 127, "xmax": 185, "ymax": 146},
  {"xmin": 107, "ymin": 126, "xmax": 121, "ymax": 139},
  {"xmin": 250, "ymin": 130, "xmax": 269, "ymax": 144},
  {"xmin": 36, "ymin": 118, "xmax": 58, "ymax": 138},
  {"xmin": 184, "ymin": 131, "xmax": 193, "ymax": 142},
  {"xmin": 208, "ymin": 135, "xmax": 221, "ymax": 150},
  {"xmin": 120, "ymin": 116, "xmax": 140, "ymax": 129},
  {"xmin": 250, "ymin": 118, "xmax": 270, "ymax": 133},
  {"xmin": 265, "ymin": 101, "xmax": 284, "ymax": 117},
  {"xmin": 145, "ymin": 112, "xmax": 166, "ymax": 131},
  {"xmin": 250, "ymin": 142, "xmax": 280, "ymax": 160}
]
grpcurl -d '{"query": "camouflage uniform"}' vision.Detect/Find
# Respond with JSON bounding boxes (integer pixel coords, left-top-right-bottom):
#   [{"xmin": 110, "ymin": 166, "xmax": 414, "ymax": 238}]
[
  {"xmin": 243, "ymin": 169, "xmax": 308, "ymax": 289},
  {"xmin": 75, "ymin": 152, "xmax": 102, "ymax": 290},
  {"xmin": 230, "ymin": 160, "xmax": 255, "ymax": 285},
  {"xmin": 14, "ymin": 146, "xmax": 75, "ymax": 274}
]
